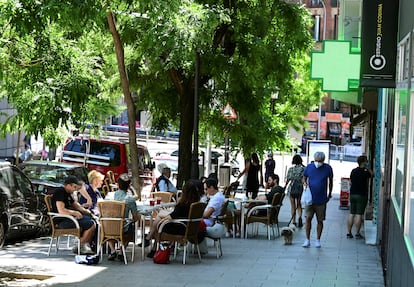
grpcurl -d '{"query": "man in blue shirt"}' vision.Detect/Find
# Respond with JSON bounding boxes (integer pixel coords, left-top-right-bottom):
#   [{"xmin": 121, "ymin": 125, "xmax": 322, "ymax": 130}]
[{"xmin": 302, "ymin": 151, "xmax": 333, "ymax": 248}]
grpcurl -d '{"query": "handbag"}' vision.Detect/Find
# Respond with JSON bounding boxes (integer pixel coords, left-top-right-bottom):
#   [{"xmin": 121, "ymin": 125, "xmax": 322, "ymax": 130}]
[
  {"xmin": 289, "ymin": 179, "xmax": 303, "ymax": 197},
  {"xmin": 301, "ymin": 187, "xmax": 313, "ymax": 206},
  {"xmin": 153, "ymin": 243, "xmax": 171, "ymax": 264}
]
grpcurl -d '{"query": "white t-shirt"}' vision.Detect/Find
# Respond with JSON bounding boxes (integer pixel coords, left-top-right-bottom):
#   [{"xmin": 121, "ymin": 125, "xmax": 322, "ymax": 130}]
[{"xmin": 204, "ymin": 191, "xmax": 225, "ymax": 227}]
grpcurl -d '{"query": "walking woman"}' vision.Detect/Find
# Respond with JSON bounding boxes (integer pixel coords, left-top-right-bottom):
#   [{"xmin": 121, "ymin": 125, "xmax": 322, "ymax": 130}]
[
  {"xmin": 237, "ymin": 152, "xmax": 263, "ymax": 199},
  {"xmin": 285, "ymin": 154, "xmax": 305, "ymax": 227}
]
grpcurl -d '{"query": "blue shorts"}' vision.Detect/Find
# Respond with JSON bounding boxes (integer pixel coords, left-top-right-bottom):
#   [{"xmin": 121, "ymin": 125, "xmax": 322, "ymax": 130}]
[{"xmin": 58, "ymin": 215, "xmax": 95, "ymax": 232}]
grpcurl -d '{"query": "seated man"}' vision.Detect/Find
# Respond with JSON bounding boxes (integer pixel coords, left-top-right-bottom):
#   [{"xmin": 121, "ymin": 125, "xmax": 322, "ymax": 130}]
[
  {"xmin": 257, "ymin": 174, "xmax": 284, "ymax": 204},
  {"xmin": 50, "ymin": 175, "xmax": 96, "ymax": 255},
  {"xmin": 107, "ymin": 173, "xmax": 141, "ymax": 261},
  {"xmin": 199, "ymin": 177, "xmax": 226, "ymax": 254},
  {"xmin": 252, "ymin": 174, "xmax": 284, "ymax": 216},
  {"xmin": 153, "ymin": 167, "xmax": 177, "ymax": 194}
]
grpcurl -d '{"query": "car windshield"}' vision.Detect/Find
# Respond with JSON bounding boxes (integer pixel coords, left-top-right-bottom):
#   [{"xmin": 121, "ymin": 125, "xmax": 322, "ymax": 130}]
[{"xmin": 22, "ymin": 164, "xmax": 87, "ymax": 184}]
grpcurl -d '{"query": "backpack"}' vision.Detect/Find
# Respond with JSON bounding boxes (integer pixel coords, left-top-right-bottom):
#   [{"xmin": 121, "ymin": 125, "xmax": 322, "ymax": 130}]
[
  {"xmin": 290, "ymin": 179, "xmax": 303, "ymax": 197},
  {"xmin": 151, "ymin": 175, "xmax": 168, "ymax": 192}
]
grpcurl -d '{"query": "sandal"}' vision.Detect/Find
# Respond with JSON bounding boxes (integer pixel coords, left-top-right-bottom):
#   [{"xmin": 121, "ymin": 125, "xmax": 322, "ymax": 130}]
[
  {"xmin": 355, "ymin": 233, "xmax": 364, "ymax": 239},
  {"xmin": 346, "ymin": 233, "xmax": 353, "ymax": 239}
]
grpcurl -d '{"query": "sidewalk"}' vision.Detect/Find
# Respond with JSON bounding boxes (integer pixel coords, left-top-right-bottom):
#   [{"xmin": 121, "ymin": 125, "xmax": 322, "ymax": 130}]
[{"xmin": 0, "ymin": 160, "xmax": 384, "ymax": 287}]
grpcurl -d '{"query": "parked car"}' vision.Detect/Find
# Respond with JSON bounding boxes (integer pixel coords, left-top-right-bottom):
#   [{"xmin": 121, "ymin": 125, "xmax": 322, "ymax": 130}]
[
  {"xmin": 19, "ymin": 160, "xmax": 89, "ymax": 194},
  {"xmin": 61, "ymin": 137, "xmax": 155, "ymax": 187},
  {"xmin": 0, "ymin": 160, "xmax": 50, "ymax": 247}
]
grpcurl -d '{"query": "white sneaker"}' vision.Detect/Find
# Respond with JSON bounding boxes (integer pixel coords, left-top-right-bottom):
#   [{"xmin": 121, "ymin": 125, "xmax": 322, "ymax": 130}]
[
  {"xmin": 302, "ymin": 239, "xmax": 310, "ymax": 248},
  {"xmin": 315, "ymin": 240, "xmax": 321, "ymax": 248},
  {"xmin": 80, "ymin": 244, "xmax": 95, "ymax": 255}
]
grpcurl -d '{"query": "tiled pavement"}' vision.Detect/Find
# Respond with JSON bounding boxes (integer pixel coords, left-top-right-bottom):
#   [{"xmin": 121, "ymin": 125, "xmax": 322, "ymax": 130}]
[{"xmin": 0, "ymin": 158, "xmax": 384, "ymax": 287}]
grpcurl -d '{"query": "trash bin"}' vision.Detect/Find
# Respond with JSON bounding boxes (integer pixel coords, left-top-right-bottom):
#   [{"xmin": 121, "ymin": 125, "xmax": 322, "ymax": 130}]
[{"xmin": 219, "ymin": 163, "xmax": 231, "ymax": 188}]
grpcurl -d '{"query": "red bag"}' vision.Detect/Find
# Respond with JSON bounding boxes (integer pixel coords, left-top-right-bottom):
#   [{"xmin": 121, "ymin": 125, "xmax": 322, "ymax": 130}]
[{"xmin": 153, "ymin": 243, "xmax": 171, "ymax": 264}]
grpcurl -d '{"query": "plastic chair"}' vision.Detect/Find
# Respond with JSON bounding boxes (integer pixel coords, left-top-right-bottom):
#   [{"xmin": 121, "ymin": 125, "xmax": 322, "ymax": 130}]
[
  {"xmin": 245, "ymin": 192, "xmax": 285, "ymax": 240},
  {"xmin": 98, "ymin": 200, "xmax": 135, "ymax": 264},
  {"xmin": 157, "ymin": 202, "xmax": 206, "ymax": 264},
  {"xmin": 44, "ymin": 195, "xmax": 81, "ymax": 256}
]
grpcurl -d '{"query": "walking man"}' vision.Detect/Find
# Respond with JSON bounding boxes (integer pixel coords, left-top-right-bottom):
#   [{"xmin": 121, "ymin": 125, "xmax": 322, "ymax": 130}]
[
  {"xmin": 347, "ymin": 155, "xmax": 372, "ymax": 239},
  {"xmin": 302, "ymin": 151, "xmax": 333, "ymax": 248}
]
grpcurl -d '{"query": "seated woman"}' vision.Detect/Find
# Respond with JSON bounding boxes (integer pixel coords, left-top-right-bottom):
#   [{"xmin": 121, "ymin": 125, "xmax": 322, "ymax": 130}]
[
  {"xmin": 78, "ymin": 170, "xmax": 105, "ymax": 216},
  {"xmin": 144, "ymin": 179, "xmax": 201, "ymax": 258}
]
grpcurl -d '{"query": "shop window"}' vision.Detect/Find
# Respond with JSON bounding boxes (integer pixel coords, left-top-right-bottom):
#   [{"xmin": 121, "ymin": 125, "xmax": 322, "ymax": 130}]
[
  {"xmin": 408, "ymin": 91, "xmax": 414, "ymax": 248},
  {"xmin": 392, "ymin": 91, "xmax": 408, "ymax": 216}
]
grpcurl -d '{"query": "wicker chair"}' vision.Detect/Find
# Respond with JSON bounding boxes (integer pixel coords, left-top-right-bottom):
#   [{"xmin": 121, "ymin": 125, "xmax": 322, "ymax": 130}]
[
  {"xmin": 245, "ymin": 192, "xmax": 285, "ymax": 240},
  {"xmin": 151, "ymin": 192, "xmax": 174, "ymax": 203},
  {"xmin": 44, "ymin": 195, "xmax": 81, "ymax": 256},
  {"xmin": 205, "ymin": 200, "xmax": 230, "ymax": 258},
  {"xmin": 157, "ymin": 202, "xmax": 206, "ymax": 264},
  {"xmin": 98, "ymin": 200, "xmax": 135, "ymax": 264}
]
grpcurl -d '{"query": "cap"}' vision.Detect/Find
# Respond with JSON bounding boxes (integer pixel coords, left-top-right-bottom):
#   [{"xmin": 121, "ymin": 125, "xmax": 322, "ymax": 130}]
[{"xmin": 64, "ymin": 175, "xmax": 82, "ymax": 186}]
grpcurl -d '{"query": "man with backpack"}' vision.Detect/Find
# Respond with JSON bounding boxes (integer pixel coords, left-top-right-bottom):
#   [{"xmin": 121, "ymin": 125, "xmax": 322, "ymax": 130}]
[{"xmin": 152, "ymin": 167, "xmax": 177, "ymax": 194}]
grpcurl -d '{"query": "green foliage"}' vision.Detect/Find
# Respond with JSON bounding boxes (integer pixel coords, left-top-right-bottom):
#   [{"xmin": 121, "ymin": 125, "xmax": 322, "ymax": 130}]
[{"xmin": 0, "ymin": 0, "xmax": 118, "ymax": 146}]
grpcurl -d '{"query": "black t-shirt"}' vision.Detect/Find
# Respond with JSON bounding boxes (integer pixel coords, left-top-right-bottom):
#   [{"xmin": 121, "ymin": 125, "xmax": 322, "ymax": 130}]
[
  {"xmin": 266, "ymin": 186, "xmax": 284, "ymax": 204},
  {"xmin": 51, "ymin": 187, "xmax": 74, "ymax": 213},
  {"xmin": 162, "ymin": 202, "xmax": 191, "ymax": 235},
  {"xmin": 350, "ymin": 167, "xmax": 372, "ymax": 195}
]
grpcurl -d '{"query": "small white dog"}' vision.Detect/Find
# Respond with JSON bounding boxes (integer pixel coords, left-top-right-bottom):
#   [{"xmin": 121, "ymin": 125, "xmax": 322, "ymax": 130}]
[{"xmin": 280, "ymin": 224, "xmax": 297, "ymax": 245}]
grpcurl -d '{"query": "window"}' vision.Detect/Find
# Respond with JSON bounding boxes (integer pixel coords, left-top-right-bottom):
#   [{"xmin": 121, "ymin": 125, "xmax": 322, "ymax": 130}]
[
  {"xmin": 408, "ymin": 90, "xmax": 414, "ymax": 248},
  {"xmin": 90, "ymin": 142, "xmax": 121, "ymax": 167},
  {"xmin": 392, "ymin": 90, "xmax": 408, "ymax": 215}
]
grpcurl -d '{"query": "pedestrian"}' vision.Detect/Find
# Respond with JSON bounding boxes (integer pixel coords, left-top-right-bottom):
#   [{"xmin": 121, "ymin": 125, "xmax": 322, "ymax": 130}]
[
  {"xmin": 347, "ymin": 155, "xmax": 373, "ymax": 239},
  {"xmin": 302, "ymin": 151, "xmax": 333, "ymax": 248},
  {"xmin": 285, "ymin": 154, "xmax": 305, "ymax": 227},
  {"xmin": 264, "ymin": 152, "xmax": 275, "ymax": 185},
  {"xmin": 236, "ymin": 152, "xmax": 263, "ymax": 199}
]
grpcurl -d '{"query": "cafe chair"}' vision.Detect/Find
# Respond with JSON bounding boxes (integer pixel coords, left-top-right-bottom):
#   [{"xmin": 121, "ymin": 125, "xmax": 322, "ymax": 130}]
[
  {"xmin": 151, "ymin": 191, "xmax": 174, "ymax": 203},
  {"xmin": 44, "ymin": 195, "xmax": 81, "ymax": 256},
  {"xmin": 106, "ymin": 170, "xmax": 115, "ymax": 185},
  {"xmin": 98, "ymin": 200, "xmax": 135, "ymax": 264},
  {"xmin": 205, "ymin": 200, "xmax": 230, "ymax": 258},
  {"xmin": 245, "ymin": 192, "xmax": 285, "ymax": 240},
  {"xmin": 223, "ymin": 181, "xmax": 239, "ymax": 198},
  {"xmin": 157, "ymin": 202, "xmax": 206, "ymax": 264}
]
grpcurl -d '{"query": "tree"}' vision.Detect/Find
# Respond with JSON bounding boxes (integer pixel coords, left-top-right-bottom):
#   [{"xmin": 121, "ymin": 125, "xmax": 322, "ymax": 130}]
[
  {"xmin": 122, "ymin": 1, "xmax": 321, "ymax": 186},
  {"xmin": 0, "ymin": 0, "xmax": 119, "ymax": 147}
]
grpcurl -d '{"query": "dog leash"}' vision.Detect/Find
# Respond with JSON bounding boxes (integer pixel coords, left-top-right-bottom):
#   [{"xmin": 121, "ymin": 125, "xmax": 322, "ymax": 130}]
[{"xmin": 286, "ymin": 206, "xmax": 298, "ymax": 227}]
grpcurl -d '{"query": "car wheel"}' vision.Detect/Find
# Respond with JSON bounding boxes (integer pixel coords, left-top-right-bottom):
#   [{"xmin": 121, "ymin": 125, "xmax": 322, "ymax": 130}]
[
  {"xmin": 37, "ymin": 213, "xmax": 51, "ymax": 237},
  {"xmin": 0, "ymin": 220, "xmax": 6, "ymax": 248}
]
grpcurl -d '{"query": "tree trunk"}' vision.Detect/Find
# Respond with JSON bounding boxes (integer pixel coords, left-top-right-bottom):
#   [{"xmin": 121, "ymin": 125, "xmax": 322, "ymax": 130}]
[
  {"xmin": 107, "ymin": 11, "xmax": 141, "ymax": 197},
  {"xmin": 177, "ymin": 87, "xmax": 194, "ymax": 189}
]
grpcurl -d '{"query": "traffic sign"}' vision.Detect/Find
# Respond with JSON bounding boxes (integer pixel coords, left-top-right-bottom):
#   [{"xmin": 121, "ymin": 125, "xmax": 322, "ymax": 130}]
[{"xmin": 222, "ymin": 103, "xmax": 237, "ymax": 119}]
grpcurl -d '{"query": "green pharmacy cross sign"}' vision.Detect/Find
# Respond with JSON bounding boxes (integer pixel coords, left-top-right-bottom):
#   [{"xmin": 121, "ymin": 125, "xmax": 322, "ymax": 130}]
[{"xmin": 311, "ymin": 41, "xmax": 360, "ymax": 92}]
